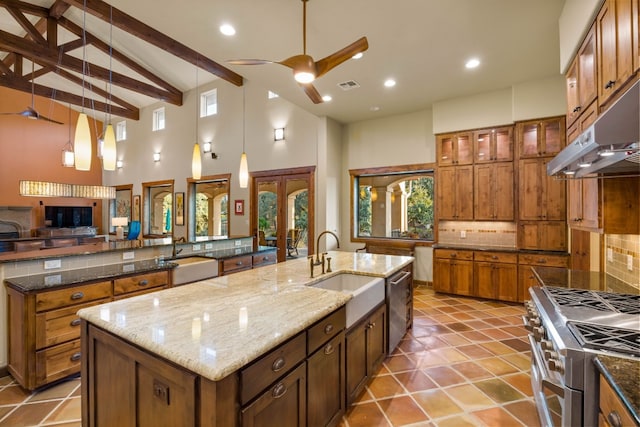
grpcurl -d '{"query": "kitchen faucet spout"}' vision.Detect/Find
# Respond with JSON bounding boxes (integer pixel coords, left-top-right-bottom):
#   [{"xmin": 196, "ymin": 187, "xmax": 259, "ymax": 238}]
[
  {"xmin": 172, "ymin": 237, "xmax": 186, "ymax": 258},
  {"xmin": 315, "ymin": 230, "xmax": 340, "ymax": 264}
]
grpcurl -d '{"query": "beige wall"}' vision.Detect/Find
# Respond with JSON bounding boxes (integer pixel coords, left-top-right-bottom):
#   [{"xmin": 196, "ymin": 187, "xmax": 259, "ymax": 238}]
[{"xmin": 559, "ymin": 0, "xmax": 604, "ymax": 72}]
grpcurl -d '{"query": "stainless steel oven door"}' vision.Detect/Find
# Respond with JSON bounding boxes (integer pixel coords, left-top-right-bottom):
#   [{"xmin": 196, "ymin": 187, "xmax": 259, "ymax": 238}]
[{"xmin": 528, "ymin": 334, "xmax": 583, "ymax": 427}]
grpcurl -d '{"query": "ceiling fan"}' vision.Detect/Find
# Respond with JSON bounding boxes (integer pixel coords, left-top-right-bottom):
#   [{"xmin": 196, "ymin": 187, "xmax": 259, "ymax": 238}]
[
  {"xmin": 228, "ymin": 0, "xmax": 368, "ymax": 104},
  {"xmin": 0, "ymin": 61, "xmax": 63, "ymax": 125}
]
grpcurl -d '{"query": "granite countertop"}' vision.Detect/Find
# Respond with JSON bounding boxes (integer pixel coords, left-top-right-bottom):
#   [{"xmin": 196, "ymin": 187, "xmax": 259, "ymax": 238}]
[
  {"xmin": 78, "ymin": 251, "xmax": 413, "ymax": 382},
  {"xmin": 4, "ymin": 259, "xmax": 177, "ymax": 293},
  {"xmin": 432, "ymin": 244, "xmax": 568, "ymax": 256},
  {"xmin": 185, "ymin": 245, "xmax": 275, "ymax": 260},
  {"xmin": 532, "ymin": 266, "xmax": 640, "ymax": 295},
  {"xmin": 594, "ymin": 355, "xmax": 640, "ymax": 425}
]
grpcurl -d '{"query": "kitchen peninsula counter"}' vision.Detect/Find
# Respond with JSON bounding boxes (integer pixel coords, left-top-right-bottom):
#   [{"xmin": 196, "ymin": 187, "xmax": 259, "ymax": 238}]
[
  {"xmin": 78, "ymin": 251, "xmax": 412, "ymax": 381},
  {"xmin": 594, "ymin": 355, "xmax": 640, "ymax": 425}
]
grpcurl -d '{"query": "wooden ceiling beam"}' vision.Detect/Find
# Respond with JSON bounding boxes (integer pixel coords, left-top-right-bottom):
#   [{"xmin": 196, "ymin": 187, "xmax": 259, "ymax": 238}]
[
  {"xmin": 61, "ymin": 0, "xmax": 244, "ymax": 86},
  {"xmin": 5, "ymin": 5, "xmax": 47, "ymax": 45},
  {"xmin": 0, "ymin": 29, "xmax": 183, "ymax": 105},
  {"xmin": 49, "ymin": 0, "xmax": 71, "ymax": 19},
  {"xmin": 0, "ymin": 0, "xmax": 48, "ymax": 17}
]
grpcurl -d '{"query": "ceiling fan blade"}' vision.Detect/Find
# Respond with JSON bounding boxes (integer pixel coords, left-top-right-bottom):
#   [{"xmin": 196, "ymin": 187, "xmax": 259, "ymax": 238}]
[
  {"xmin": 314, "ymin": 36, "xmax": 369, "ymax": 79},
  {"xmin": 37, "ymin": 114, "xmax": 64, "ymax": 125},
  {"xmin": 227, "ymin": 59, "xmax": 274, "ymax": 65},
  {"xmin": 299, "ymin": 83, "xmax": 323, "ymax": 104}
]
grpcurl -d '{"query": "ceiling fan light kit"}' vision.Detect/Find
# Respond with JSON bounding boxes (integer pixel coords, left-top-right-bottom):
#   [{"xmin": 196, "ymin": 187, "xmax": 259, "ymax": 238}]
[{"xmin": 228, "ymin": 0, "xmax": 368, "ymax": 103}]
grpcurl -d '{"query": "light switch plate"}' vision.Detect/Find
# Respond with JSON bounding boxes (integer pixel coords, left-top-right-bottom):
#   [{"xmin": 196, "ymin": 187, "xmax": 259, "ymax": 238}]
[
  {"xmin": 44, "ymin": 259, "xmax": 61, "ymax": 270},
  {"xmin": 192, "ymin": 244, "xmax": 201, "ymax": 251},
  {"xmin": 460, "ymin": 230, "xmax": 466, "ymax": 239},
  {"xmin": 607, "ymin": 248, "xmax": 613, "ymax": 262},
  {"xmin": 122, "ymin": 251, "xmax": 135, "ymax": 260},
  {"xmin": 627, "ymin": 254, "xmax": 634, "ymax": 271},
  {"xmin": 235, "ymin": 240, "xmax": 242, "ymax": 246},
  {"xmin": 205, "ymin": 243, "xmax": 213, "ymax": 250}
]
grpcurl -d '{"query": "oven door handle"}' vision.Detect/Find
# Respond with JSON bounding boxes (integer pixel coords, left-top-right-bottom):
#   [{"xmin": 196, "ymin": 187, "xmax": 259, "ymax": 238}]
[{"xmin": 528, "ymin": 334, "xmax": 565, "ymax": 398}]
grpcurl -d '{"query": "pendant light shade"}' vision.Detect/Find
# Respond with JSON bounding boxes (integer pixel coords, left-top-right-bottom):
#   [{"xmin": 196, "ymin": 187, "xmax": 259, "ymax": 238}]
[
  {"xmin": 74, "ymin": 113, "xmax": 92, "ymax": 171},
  {"xmin": 239, "ymin": 152, "xmax": 249, "ymax": 188},
  {"xmin": 102, "ymin": 124, "xmax": 116, "ymax": 171},
  {"xmin": 192, "ymin": 143, "xmax": 202, "ymax": 180}
]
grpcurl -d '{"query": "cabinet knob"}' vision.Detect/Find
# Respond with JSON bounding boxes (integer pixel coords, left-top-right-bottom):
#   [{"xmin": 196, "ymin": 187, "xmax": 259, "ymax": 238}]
[
  {"xmin": 324, "ymin": 324, "xmax": 334, "ymax": 335},
  {"xmin": 271, "ymin": 382, "xmax": 287, "ymax": 399},
  {"xmin": 324, "ymin": 343, "xmax": 335, "ymax": 355},
  {"xmin": 138, "ymin": 279, "xmax": 149, "ymax": 287},
  {"xmin": 572, "ymin": 106, "xmax": 581, "ymax": 113},
  {"xmin": 70, "ymin": 352, "xmax": 82, "ymax": 362},
  {"xmin": 236, "ymin": 261, "xmax": 243, "ymax": 266},
  {"xmin": 70, "ymin": 318, "xmax": 82, "ymax": 327},
  {"xmin": 70, "ymin": 292, "xmax": 84, "ymax": 300},
  {"xmin": 491, "ymin": 255, "xmax": 498, "ymax": 260},
  {"xmin": 607, "ymin": 411, "xmax": 623, "ymax": 427},
  {"xmin": 271, "ymin": 357, "xmax": 286, "ymax": 372},
  {"xmin": 605, "ymin": 80, "xmax": 616, "ymax": 89}
]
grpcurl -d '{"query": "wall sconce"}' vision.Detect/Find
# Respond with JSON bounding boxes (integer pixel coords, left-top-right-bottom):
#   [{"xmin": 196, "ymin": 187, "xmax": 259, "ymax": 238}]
[
  {"xmin": 274, "ymin": 128, "xmax": 285, "ymax": 141},
  {"xmin": 111, "ymin": 217, "xmax": 128, "ymax": 240},
  {"xmin": 116, "ymin": 160, "xmax": 123, "ymax": 169},
  {"xmin": 202, "ymin": 141, "xmax": 212, "ymax": 153},
  {"xmin": 153, "ymin": 152, "xmax": 161, "ymax": 162}
]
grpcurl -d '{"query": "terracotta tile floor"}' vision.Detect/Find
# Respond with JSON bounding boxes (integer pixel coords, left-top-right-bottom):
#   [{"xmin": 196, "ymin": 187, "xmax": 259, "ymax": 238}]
[{"xmin": 0, "ymin": 287, "xmax": 537, "ymax": 426}]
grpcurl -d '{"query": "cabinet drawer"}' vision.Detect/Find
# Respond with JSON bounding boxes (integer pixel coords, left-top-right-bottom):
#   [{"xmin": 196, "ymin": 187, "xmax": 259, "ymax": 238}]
[
  {"xmin": 435, "ymin": 249, "xmax": 473, "ymax": 260},
  {"xmin": 36, "ymin": 281, "xmax": 112, "ymax": 312},
  {"xmin": 35, "ymin": 339, "xmax": 82, "ymax": 387},
  {"xmin": 307, "ymin": 307, "xmax": 346, "ymax": 354},
  {"xmin": 599, "ymin": 376, "xmax": 636, "ymax": 427},
  {"xmin": 223, "ymin": 255, "xmax": 253, "ymax": 273},
  {"xmin": 474, "ymin": 251, "xmax": 517, "ymax": 264},
  {"xmin": 240, "ymin": 332, "xmax": 306, "ymax": 405},
  {"xmin": 518, "ymin": 254, "xmax": 569, "ymax": 268},
  {"xmin": 252, "ymin": 252, "xmax": 276, "ymax": 267},
  {"xmin": 114, "ymin": 271, "xmax": 168, "ymax": 296},
  {"xmin": 35, "ymin": 299, "xmax": 110, "ymax": 349}
]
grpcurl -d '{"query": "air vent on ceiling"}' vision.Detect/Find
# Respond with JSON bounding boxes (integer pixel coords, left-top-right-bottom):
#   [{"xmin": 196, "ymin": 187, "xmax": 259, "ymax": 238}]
[{"xmin": 338, "ymin": 80, "xmax": 360, "ymax": 91}]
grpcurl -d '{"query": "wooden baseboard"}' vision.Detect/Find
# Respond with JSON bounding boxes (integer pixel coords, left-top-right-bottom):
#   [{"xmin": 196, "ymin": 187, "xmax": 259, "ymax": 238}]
[{"xmin": 414, "ymin": 280, "xmax": 432, "ymax": 288}]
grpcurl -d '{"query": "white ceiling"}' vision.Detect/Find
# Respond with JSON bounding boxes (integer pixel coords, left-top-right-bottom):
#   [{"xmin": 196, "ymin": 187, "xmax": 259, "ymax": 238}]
[{"xmin": 1, "ymin": 0, "xmax": 567, "ymax": 124}]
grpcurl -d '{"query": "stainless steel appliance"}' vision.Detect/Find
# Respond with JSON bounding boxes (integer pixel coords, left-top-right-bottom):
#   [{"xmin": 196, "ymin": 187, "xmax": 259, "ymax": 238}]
[
  {"xmin": 524, "ymin": 274, "xmax": 640, "ymax": 427},
  {"xmin": 387, "ymin": 268, "xmax": 411, "ymax": 354}
]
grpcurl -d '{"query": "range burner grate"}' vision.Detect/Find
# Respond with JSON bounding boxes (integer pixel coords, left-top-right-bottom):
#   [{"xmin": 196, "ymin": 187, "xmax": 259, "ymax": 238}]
[
  {"xmin": 545, "ymin": 287, "xmax": 640, "ymax": 315},
  {"xmin": 568, "ymin": 322, "xmax": 640, "ymax": 357}
]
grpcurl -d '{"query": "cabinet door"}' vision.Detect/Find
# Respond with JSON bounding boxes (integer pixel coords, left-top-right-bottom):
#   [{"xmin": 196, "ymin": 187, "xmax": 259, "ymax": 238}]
[
  {"xmin": 568, "ymin": 179, "xmax": 584, "ymax": 226},
  {"xmin": 346, "ymin": 320, "xmax": 367, "ymax": 404},
  {"xmin": 437, "ymin": 134, "xmax": 455, "ymax": 166},
  {"xmin": 494, "ymin": 127, "xmax": 514, "ymax": 161},
  {"xmin": 495, "ymin": 263, "xmax": 519, "ymax": 302},
  {"xmin": 494, "ymin": 162, "xmax": 514, "ymax": 220},
  {"xmin": 518, "ymin": 265, "xmax": 539, "ymax": 302},
  {"xmin": 474, "ymin": 262, "xmax": 495, "ymax": 299},
  {"xmin": 519, "ymin": 221, "xmax": 567, "ymax": 251},
  {"xmin": 307, "ymin": 333, "xmax": 345, "ymax": 427},
  {"xmin": 517, "ymin": 117, "xmax": 565, "ymax": 157},
  {"xmin": 456, "ymin": 133, "xmax": 473, "ymax": 165},
  {"xmin": 242, "ymin": 363, "xmax": 307, "ymax": 427},
  {"xmin": 367, "ymin": 305, "xmax": 387, "ymax": 373},
  {"xmin": 451, "ymin": 260, "xmax": 474, "ymax": 296},
  {"xmin": 455, "ymin": 166, "xmax": 474, "ymax": 220},
  {"xmin": 566, "ymin": 57, "xmax": 580, "ymax": 125},
  {"xmin": 474, "ymin": 164, "xmax": 494, "ymax": 220},
  {"xmin": 433, "ymin": 258, "xmax": 453, "ymax": 293},
  {"xmin": 541, "ymin": 118, "xmax": 565, "ymax": 156},
  {"xmin": 542, "ymin": 158, "xmax": 566, "ymax": 221},
  {"xmin": 578, "ymin": 25, "xmax": 598, "ymax": 110},
  {"xmin": 518, "ymin": 159, "xmax": 543, "ymax": 220},
  {"xmin": 437, "ymin": 167, "xmax": 457, "ymax": 219}
]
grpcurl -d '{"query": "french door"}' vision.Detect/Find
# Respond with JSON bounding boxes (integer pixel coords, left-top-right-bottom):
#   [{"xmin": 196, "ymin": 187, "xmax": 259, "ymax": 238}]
[{"xmin": 251, "ymin": 166, "xmax": 315, "ymax": 263}]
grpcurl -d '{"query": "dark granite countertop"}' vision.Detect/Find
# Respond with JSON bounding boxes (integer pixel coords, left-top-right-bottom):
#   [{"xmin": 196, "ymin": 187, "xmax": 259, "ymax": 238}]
[
  {"xmin": 175, "ymin": 245, "xmax": 275, "ymax": 261},
  {"xmin": 594, "ymin": 355, "xmax": 640, "ymax": 425},
  {"xmin": 4, "ymin": 259, "xmax": 177, "ymax": 293},
  {"xmin": 532, "ymin": 267, "xmax": 640, "ymax": 295}
]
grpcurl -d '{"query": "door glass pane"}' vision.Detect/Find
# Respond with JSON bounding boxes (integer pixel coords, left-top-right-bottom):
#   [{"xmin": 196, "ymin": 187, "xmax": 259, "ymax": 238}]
[
  {"xmin": 475, "ymin": 131, "xmax": 491, "ymax": 162},
  {"xmin": 146, "ymin": 185, "xmax": 172, "ymax": 236},
  {"xmin": 457, "ymin": 134, "xmax": 472, "ymax": 163},
  {"xmin": 285, "ymin": 178, "xmax": 309, "ymax": 258},
  {"xmin": 521, "ymin": 124, "xmax": 539, "ymax": 156},
  {"xmin": 193, "ymin": 180, "xmax": 229, "ymax": 239},
  {"xmin": 257, "ymin": 179, "xmax": 279, "ymax": 248}
]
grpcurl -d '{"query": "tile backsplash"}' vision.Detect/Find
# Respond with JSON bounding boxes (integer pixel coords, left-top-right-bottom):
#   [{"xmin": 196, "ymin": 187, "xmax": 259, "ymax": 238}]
[
  {"xmin": 605, "ymin": 234, "xmax": 640, "ymax": 289},
  {"xmin": 438, "ymin": 221, "xmax": 517, "ymax": 248}
]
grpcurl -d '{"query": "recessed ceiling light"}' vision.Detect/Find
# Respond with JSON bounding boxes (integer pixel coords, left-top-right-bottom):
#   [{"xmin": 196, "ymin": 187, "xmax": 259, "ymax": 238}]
[
  {"xmin": 384, "ymin": 79, "xmax": 396, "ymax": 88},
  {"xmin": 220, "ymin": 24, "xmax": 236, "ymax": 36},
  {"xmin": 322, "ymin": 95, "xmax": 332, "ymax": 102},
  {"xmin": 465, "ymin": 58, "xmax": 480, "ymax": 69},
  {"xmin": 352, "ymin": 52, "xmax": 363, "ymax": 60}
]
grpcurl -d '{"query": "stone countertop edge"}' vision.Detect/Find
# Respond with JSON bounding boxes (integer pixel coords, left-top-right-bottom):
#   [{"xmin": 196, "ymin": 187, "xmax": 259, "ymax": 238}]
[
  {"xmin": 77, "ymin": 251, "xmax": 413, "ymax": 382},
  {"xmin": 594, "ymin": 355, "xmax": 640, "ymax": 425}
]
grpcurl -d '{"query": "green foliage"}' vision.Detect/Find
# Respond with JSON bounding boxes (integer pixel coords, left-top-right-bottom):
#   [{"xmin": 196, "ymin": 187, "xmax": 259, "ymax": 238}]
[
  {"xmin": 358, "ymin": 186, "xmax": 372, "ymax": 236},
  {"xmin": 406, "ymin": 177, "xmax": 434, "ymax": 239}
]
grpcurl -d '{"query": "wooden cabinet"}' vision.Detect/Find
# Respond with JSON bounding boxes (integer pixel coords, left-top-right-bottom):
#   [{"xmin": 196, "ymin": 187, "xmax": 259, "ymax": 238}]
[
  {"xmin": 473, "ymin": 126, "xmax": 513, "ymax": 163},
  {"xmin": 433, "ymin": 249, "xmax": 474, "ymax": 296},
  {"xmin": 518, "ymin": 158, "xmax": 566, "ymax": 221},
  {"xmin": 474, "ymin": 252, "xmax": 518, "ymax": 302},
  {"xmin": 518, "ymin": 221, "xmax": 567, "ymax": 252},
  {"xmin": 219, "ymin": 254, "xmax": 253, "ymax": 275},
  {"xmin": 568, "ymin": 177, "xmax": 600, "ymax": 230},
  {"xmin": 346, "ymin": 303, "xmax": 386, "ymax": 404},
  {"xmin": 307, "ymin": 332, "xmax": 345, "ymax": 427},
  {"xmin": 113, "ymin": 270, "xmax": 169, "ymax": 299},
  {"xmin": 436, "ymin": 132, "xmax": 473, "ymax": 166},
  {"xmin": 252, "ymin": 251, "xmax": 277, "ymax": 268},
  {"xmin": 518, "ymin": 253, "xmax": 569, "ymax": 302},
  {"xmin": 598, "ymin": 374, "xmax": 638, "ymax": 427},
  {"xmin": 597, "ymin": 0, "xmax": 639, "ymax": 107},
  {"xmin": 474, "ymin": 162, "xmax": 514, "ymax": 220},
  {"xmin": 566, "ymin": 100, "xmax": 598, "ymax": 145},
  {"xmin": 567, "ymin": 25, "xmax": 598, "ymax": 126},
  {"xmin": 437, "ymin": 165, "xmax": 473, "ymax": 220},
  {"xmin": 516, "ymin": 116, "xmax": 566, "ymax": 158}
]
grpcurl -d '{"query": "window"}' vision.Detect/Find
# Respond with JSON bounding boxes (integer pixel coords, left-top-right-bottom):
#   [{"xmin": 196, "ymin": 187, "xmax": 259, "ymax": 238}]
[
  {"xmin": 351, "ymin": 164, "xmax": 435, "ymax": 242},
  {"xmin": 116, "ymin": 121, "xmax": 127, "ymax": 141},
  {"xmin": 142, "ymin": 180, "xmax": 174, "ymax": 236},
  {"xmin": 109, "ymin": 185, "xmax": 132, "ymax": 234},
  {"xmin": 200, "ymin": 89, "xmax": 217, "ymax": 117},
  {"xmin": 268, "ymin": 90, "xmax": 279, "ymax": 99},
  {"xmin": 152, "ymin": 107, "xmax": 165, "ymax": 131},
  {"xmin": 188, "ymin": 175, "xmax": 230, "ymax": 240}
]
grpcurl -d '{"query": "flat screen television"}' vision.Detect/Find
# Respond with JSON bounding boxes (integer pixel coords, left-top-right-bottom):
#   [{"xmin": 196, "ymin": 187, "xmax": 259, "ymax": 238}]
[{"xmin": 45, "ymin": 206, "xmax": 93, "ymax": 228}]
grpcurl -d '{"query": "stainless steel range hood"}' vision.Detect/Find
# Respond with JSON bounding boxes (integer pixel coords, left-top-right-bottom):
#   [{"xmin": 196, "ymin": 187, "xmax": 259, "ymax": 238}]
[{"xmin": 547, "ymin": 80, "xmax": 639, "ymax": 178}]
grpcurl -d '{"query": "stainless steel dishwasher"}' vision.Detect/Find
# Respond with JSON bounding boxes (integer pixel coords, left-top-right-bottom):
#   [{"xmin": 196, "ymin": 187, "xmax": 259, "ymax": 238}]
[{"xmin": 387, "ymin": 268, "xmax": 412, "ymax": 353}]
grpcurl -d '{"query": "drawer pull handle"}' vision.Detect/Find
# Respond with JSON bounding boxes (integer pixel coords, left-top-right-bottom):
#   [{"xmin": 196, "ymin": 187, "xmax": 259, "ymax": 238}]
[
  {"xmin": 70, "ymin": 318, "xmax": 81, "ymax": 327},
  {"xmin": 605, "ymin": 80, "xmax": 616, "ymax": 89},
  {"xmin": 607, "ymin": 411, "xmax": 622, "ymax": 427},
  {"xmin": 491, "ymin": 255, "xmax": 498, "ymax": 260},
  {"xmin": 70, "ymin": 352, "xmax": 82, "ymax": 362},
  {"xmin": 368, "ymin": 322, "xmax": 376, "ymax": 329},
  {"xmin": 324, "ymin": 324, "xmax": 334, "ymax": 335},
  {"xmin": 263, "ymin": 256, "xmax": 269, "ymax": 261},
  {"xmin": 537, "ymin": 259, "xmax": 547, "ymax": 264},
  {"xmin": 450, "ymin": 253, "xmax": 457, "ymax": 258},
  {"xmin": 271, "ymin": 357, "xmax": 286, "ymax": 372},
  {"xmin": 272, "ymin": 382, "xmax": 287, "ymax": 399},
  {"xmin": 324, "ymin": 343, "xmax": 335, "ymax": 355},
  {"xmin": 70, "ymin": 292, "xmax": 84, "ymax": 300},
  {"xmin": 138, "ymin": 280, "xmax": 149, "ymax": 287},
  {"xmin": 236, "ymin": 261, "xmax": 243, "ymax": 266}
]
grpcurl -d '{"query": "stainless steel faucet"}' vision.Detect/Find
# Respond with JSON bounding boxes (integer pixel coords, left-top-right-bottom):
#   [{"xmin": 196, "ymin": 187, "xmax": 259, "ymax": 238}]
[
  {"xmin": 315, "ymin": 230, "xmax": 340, "ymax": 265},
  {"xmin": 172, "ymin": 236, "xmax": 186, "ymax": 258}
]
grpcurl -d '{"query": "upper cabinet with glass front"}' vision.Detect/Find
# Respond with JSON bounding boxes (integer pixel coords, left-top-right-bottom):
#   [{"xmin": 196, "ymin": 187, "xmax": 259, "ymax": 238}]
[
  {"xmin": 473, "ymin": 126, "xmax": 513, "ymax": 163},
  {"xmin": 516, "ymin": 116, "xmax": 566, "ymax": 158},
  {"xmin": 436, "ymin": 132, "xmax": 473, "ymax": 166}
]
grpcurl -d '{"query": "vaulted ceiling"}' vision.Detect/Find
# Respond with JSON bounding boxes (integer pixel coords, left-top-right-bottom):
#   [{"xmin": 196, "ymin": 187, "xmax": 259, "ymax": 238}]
[{"xmin": 0, "ymin": 0, "xmax": 566, "ymax": 124}]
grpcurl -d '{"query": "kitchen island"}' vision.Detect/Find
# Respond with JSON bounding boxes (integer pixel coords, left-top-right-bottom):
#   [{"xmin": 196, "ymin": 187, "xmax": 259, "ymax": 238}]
[{"xmin": 78, "ymin": 251, "xmax": 413, "ymax": 426}]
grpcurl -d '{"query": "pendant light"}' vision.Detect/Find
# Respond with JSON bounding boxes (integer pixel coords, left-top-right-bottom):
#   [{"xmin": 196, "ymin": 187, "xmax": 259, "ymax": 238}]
[
  {"xmin": 101, "ymin": 6, "xmax": 117, "ymax": 171},
  {"xmin": 74, "ymin": 0, "xmax": 91, "ymax": 171},
  {"xmin": 191, "ymin": 59, "xmax": 202, "ymax": 179},
  {"xmin": 62, "ymin": 105, "xmax": 74, "ymax": 167},
  {"xmin": 238, "ymin": 86, "xmax": 249, "ymax": 188}
]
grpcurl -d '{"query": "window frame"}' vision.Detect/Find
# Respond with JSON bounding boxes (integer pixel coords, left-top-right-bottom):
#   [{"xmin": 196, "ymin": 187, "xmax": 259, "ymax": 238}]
[
  {"xmin": 116, "ymin": 121, "xmax": 127, "ymax": 141},
  {"xmin": 350, "ymin": 163, "xmax": 436, "ymax": 246},
  {"xmin": 152, "ymin": 107, "xmax": 165, "ymax": 131},
  {"xmin": 200, "ymin": 89, "xmax": 218, "ymax": 117},
  {"xmin": 186, "ymin": 173, "xmax": 231, "ymax": 241}
]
